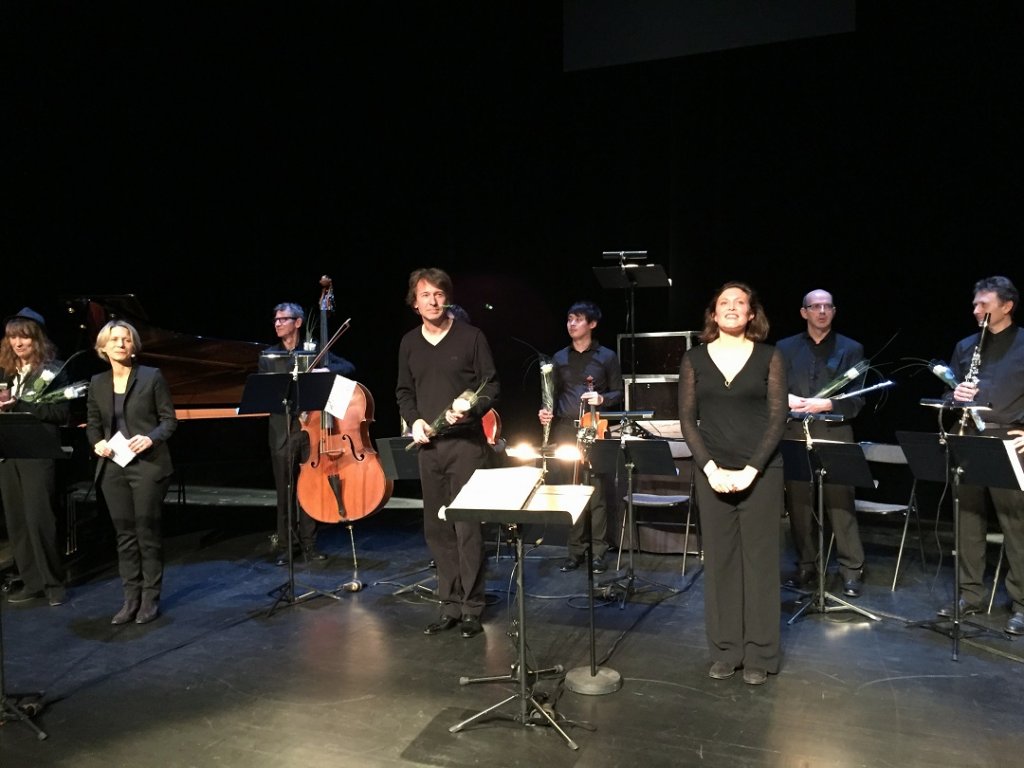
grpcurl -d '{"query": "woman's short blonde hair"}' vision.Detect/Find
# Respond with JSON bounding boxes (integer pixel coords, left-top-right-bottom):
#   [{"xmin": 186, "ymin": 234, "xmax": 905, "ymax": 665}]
[{"xmin": 94, "ymin": 320, "xmax": 143, "ymax": 361}]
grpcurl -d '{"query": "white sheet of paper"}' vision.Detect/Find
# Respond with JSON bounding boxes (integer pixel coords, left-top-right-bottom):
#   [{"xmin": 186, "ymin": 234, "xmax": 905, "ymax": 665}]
[
  {"xmin": 325, "ymin": 375, "xmax": 357, "ymax": 419},
  {"xmin": 1003, "ymin": 439, "xmax": 1024, "ymax": 491},
  {"xmin": 440, "ymin": 467, "xmax": 544, "ymax": 519},
  {"xmin": 105, "ymin": 431, "xmax": 136, "ymax": 467}
]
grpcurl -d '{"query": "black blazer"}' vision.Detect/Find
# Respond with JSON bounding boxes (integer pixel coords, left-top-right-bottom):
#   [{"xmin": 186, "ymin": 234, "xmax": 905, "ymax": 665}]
[{"xmin": 85, "ymin": 365, "xmax": 178, "ymax": 481}]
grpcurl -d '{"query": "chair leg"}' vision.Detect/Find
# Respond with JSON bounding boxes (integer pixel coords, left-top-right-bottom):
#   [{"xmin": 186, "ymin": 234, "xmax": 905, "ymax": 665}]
[
  {"xmin": 682, "ymin": 502, "xmax": 691, "ymax": 576},
  {"xmin": 891, "ymin": 507, "xmax": 913, "ymax": 591}
]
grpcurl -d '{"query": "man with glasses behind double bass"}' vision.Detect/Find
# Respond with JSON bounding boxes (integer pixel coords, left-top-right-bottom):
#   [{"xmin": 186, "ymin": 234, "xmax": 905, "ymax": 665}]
[
  {"xmin": 935, "ymin": 276, "xmax": 1024, "ymax": 635},
  {"xmin": 260, "ymin": 302, "xmax": 355, "ymax": 565}
]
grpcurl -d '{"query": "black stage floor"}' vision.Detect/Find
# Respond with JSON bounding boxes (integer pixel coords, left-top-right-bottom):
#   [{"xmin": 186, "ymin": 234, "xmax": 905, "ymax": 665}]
[{"xmin": 1, "ymin": 495, "xmax": 1023, "ymax": 768}]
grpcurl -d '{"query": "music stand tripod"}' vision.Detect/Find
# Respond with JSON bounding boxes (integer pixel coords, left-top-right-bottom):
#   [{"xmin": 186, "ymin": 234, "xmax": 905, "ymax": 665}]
[
  {"xmin": 0, "ymin": 413, "xmax": 68, "ymax": 740},
  {"xmin": 240, "ymin": 370, "xmax": 349, "ymax": 615},
  {"xmin": 372, "ymin": 436, "xmax": 439, "ymax": 600},
  {"xmin": 598, "ymin": 437, "xmax": 681, "ymax": 607},
  {"xmin": 915, "ymin": 422, "xmax": 1022, "ymax": 660},
  {"xmin": 564, "ymin": 437, "xmax": 623, "ymax": 695},
  {"xmin": 780, "ymin": 434, "xmax": 881, "ymax": 624},
  {"xmin": 444, "ymin": 479, "xmax": 592, "ymax": 750}
]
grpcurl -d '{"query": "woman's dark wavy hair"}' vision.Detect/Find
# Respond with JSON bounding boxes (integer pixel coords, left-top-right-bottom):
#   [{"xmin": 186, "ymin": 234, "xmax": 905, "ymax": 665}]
[{"xmin": 699, "ymin": 280, "xmax": 770, "ymax": 343}]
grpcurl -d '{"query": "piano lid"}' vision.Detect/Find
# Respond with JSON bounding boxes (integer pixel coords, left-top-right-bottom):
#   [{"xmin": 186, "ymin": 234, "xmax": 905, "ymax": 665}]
[{"xmin": 67, "ymin": 295, "xmax": 268, "ymax": 410}]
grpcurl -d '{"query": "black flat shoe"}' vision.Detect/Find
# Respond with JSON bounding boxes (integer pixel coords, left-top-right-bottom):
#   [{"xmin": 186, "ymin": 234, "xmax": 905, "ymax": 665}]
[
  {"xmin": 112, "ymin": 599, "xmax": 140, "ymax": 625},
  {"xmin": 460, "ymin": 615, "xmax": 483, "ymax": 638},
  {"xmin": 560, "ymin": 556, "xmax": 581, "ymax": 572},
  {"xmin": 424, "ymin": 616, "xmax": 460, "ymax": 635}
]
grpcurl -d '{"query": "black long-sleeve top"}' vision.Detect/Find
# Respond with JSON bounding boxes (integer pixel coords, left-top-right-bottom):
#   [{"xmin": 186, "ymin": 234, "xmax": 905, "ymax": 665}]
[
  {"xmin": 550, "ymin": 341, "xmax": 623, "ymax": 419},
  {"xmin": 678, "ymin": 343, "xmax": 788, "ymax": 472},
  {"xmin": 396, "ymin": 321, "xmax": 499, "ymax": 439},
  {"xmin": 951, "ymin": 324, "xmax": 1024, "ymax": 426}
]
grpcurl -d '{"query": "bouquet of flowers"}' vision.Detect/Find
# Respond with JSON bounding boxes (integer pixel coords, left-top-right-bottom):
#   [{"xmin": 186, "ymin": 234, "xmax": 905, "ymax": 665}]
[
  {"xmin": 406, "ymin": 376, "xmax": 491, "ymax": 451},
  {"xmin": 19, "ymin": 365, "xmax": 89, "ymax": 404},
  {"xmin": 539, "ymin": 357, "xmax": 554, "ymax": 447},
  {"xmin": 34, "ymin": 381, "xmax": 89, "ymax": 404}
]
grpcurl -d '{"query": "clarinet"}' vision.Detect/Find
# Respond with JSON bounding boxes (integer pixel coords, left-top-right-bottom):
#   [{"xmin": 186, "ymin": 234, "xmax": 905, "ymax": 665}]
[{"xmin": 958, "ymin": 313, "xmax": 990, "ymax": 435}]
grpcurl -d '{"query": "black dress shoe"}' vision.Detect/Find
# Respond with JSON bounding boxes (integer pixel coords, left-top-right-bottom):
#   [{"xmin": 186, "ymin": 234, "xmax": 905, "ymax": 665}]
[
  {"xmin": 460, "ymin": 615, "xmax": 483, "ymax": 638},
  {"xmin": 560, "ymin": 556, "xmax": 582, "ymax": 572},
  {"xmin": 7, "ymin": 587, "xmax": 44, "ymax": 604},
  {"xmin": 112, "ymin": 599, "xmax": 141, "ymax": 625},
  {"xmin": 1005, "ymin": 611, "xmax": 1024, "ymax": 635},
  {"xmin": 843, "ymin": 571, "xmax": 864, "ymax": 598},
  {"xmin": 591, "ymin": 556, "xmax": 607, "ymax": 574},
  {"xmin": 784, "ymin": 569, "xmax": 816, "ymax": 588},
  {"xmin": 135, "ymin": 599, "xmax": 160, "ymax": 625},
  {"xmin": 424, "ymin": 616, "xmax": 460, "ymax": 635},
  {"xmin": 937, "ymin": 598, "xmax": 983, "ymax": 618},
  {"xmin": 302, "ymin": 546, "xmax": 328, "ymax": 562}
]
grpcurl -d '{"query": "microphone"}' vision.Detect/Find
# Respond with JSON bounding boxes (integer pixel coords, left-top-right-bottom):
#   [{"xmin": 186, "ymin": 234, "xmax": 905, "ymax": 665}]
[
  {"xmin": 813, "ymin": 360, "xmax": 869, "ymax": 398},
  {"xmin": 928, "ymin": 360, "xmax": 960, "ymax": 389}
]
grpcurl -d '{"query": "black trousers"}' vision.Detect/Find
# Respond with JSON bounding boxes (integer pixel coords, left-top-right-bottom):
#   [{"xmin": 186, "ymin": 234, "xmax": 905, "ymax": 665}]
[
  {"xmin": 270, "ymin": 441, "xmax": 317, "ymax": 550},
  {"xmin": 696, "ymin": 464, "xmax": 783, "ymax": 674},
  {"xmin": 100, "ymin": 461, "xmax": 171, "ymax": 601},
  {"xmin": 418, "ymin": 435, "xmax": 489, "ymax": 620},
  {"xmin": 0, "ymin": 458, "xmax": 64, "ymax": 594}
]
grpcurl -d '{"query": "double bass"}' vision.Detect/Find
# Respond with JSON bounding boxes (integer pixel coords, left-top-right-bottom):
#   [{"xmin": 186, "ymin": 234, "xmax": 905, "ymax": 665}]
[{"xmin": 296, "ymin": 276, "xmax": 394, "ymax": 523}]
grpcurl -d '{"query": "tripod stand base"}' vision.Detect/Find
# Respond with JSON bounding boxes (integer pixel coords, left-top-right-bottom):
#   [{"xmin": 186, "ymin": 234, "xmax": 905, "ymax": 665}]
[
  {"xmin": 449, "ymin": 690, "xmax": 579, "ymax": 750},
  {"xmin": 1, "ymin": 693, "xmax": 48, "ymax": 740},
  {"xmin": 788, "ymin": 590, "xmax": 881, "ymax": 624},
  {"xmin": 564, "ymin": 665, "xmax": 622, "ymax": 695}
]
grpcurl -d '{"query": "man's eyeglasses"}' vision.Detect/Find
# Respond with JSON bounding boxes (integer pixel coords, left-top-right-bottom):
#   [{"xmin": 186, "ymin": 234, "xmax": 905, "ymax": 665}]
[
  {"xmin": 273, "ymin": 317, "xmax": 298, "ymax": 324},
  {"xmin": 803, "ymin": 303, "xmax": 835, "ymax": 313}
]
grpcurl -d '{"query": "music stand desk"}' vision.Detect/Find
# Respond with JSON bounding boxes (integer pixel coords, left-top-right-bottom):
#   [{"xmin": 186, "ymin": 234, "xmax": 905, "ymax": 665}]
[
  {"xmin": 444, "ymin": 480, "xmax": 591, "ymax": 750},
  {"xmin": 780, "ymin": 439, "xmax": 881, "ymax": 624}
]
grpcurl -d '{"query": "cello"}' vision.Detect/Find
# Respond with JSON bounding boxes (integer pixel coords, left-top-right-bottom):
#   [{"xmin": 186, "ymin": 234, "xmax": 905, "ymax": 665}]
[{"xmin": 296, "ymin": 276, "xmax": 394, "ymax": 523}]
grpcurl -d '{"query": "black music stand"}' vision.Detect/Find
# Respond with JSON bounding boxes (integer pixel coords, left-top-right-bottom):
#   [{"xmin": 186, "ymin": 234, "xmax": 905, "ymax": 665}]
[
  {"xmin": 598, "ymin": 438, "xmax": 681, "ymax": 606},
  {"xmin": 0, "ymin": 413, "xmax": 67, "ymax": 740},
  {"xmin": 780, "ymin": 438, "xmax": 881, "ymax": 624},
  {"xmin": 445, "ymin": 477, "xmax": 592, "ymax": 751},
  {"xmin": 930, "ymin": 433, "xmax": 1023, "ymax": 659},
  {"xmin": 594, "ymin": 257, "xmax": 670, "ymax": 435},
  {"xmin": 240, "ymin": 371, "xmax": 345, "ymax": 615},
  {"xmin": 372, "ymin": 436, "xmax": 438, "ymax": 600}
]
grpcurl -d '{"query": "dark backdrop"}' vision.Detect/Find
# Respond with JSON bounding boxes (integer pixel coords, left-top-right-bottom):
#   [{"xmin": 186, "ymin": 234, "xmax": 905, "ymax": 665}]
[{"xmin": 5, "ymin": 2, "xmax": 1023, "ymax": 447}]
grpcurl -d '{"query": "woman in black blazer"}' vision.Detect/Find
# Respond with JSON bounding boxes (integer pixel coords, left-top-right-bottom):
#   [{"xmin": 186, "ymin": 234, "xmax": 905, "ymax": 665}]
[{"xmin": 86, "ymin": 320, "xmax": 177, "ymax": 625}]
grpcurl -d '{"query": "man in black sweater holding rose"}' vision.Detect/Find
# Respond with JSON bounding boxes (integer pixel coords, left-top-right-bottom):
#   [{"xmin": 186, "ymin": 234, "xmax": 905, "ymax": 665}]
[{"xmin": 396, "ymin": 267, "xmax": 499, "ymax": 639}]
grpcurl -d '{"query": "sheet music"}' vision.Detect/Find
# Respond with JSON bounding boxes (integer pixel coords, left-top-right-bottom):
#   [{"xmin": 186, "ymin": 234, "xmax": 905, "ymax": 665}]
[
  {"xmin": 325, "ymin": 375, "xmax": 358, "ymax": 419},
  {"xmin": 440, "ymin": 467, "xmax": 592, "ymax": 525},
  {"xmin": 1003, "ymin": 440, "xmax": 1024, "ymax": 491},
  {"xmin": 440, "ymin": 467, "xmax": 544, "ymax": 519}
]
